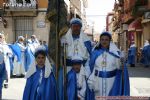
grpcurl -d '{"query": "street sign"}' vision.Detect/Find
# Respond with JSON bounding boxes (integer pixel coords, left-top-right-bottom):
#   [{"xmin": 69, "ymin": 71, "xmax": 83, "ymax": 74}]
[{"xmin": 37, "ymin": 20, "xmax": 46, "ymax": 28}]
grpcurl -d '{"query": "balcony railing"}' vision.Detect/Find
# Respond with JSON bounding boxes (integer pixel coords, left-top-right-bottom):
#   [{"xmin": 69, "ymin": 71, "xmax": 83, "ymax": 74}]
[
  {"xmin": 3, "ymin": 0, "xmax": 37, "ymax": 11},
  {"xmin": 2, "ymin": 0, "xmax": 37, "ymax": 16}
]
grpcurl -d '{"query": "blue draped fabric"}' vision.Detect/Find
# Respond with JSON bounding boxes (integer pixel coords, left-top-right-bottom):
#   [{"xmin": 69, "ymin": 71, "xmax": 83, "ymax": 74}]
[
  {"xmin": 24, "ymin": 47, "xmax": 35, "ymax": 72},
  {"xmin": 123, "ymin": 63, "xmax": 130, "ymax": 96},
  {"xmin": 0, "ymin": 62, "xmax": 6, "ymax": 99},
  {"xmin": 23, "ymin": 66, "xmax": 58, "ymax": 100},
  {"xmin": 43, "ymin": 45, "xmax": 49, "ymax": 55},
  {"xmin": 127, "ymin": 47, "xmax": 136, "ymax": 64},
  {"xmin": 141, "ymin": 45, "xmax": 150, "ymax": 65},
  {"xmin": 85, "ymin": 83, "xmax": 95, "ymax": 100},
  {"xmin": 109, "ymin": 70, "xmax": 122, "ymax": 96},
  {"xmin": 95, "ymin": 69, "xmax": 118, "ymax": 78},
  {"xmin": 58, "ymin": 67, "xmax": 64, "ymax": 100},
  {"xmin": 89, "ymin": 48, "xmax": 130, "ymax": 96},
  {"xmin": 67, "ymin": 69, "xmax": 78, "ymax": 100},
  {"xmin": 89, "ymin": 49, "xmax": 104, "ymax": 72},
  {"xmin": 9, "ymin": 56, "xmax": 14, "ymax": 74},
  {"xmin": 58, "ymin": 67, "xmax": 93, "ymax": 100},
  {"xmin": 84, "ymin": 41, "xmax": 92, "ymax": 55},
  {"xmin": 9, "ymin": 44, "xmax": 22, "ymax": 62},
  {"xmin": 109, "ymin": 64, "xmax": 130, "ymax": 96}
]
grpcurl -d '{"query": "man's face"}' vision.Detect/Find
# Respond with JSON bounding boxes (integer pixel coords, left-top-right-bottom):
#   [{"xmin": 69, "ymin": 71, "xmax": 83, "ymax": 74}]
[
  {"xmin": 36, "ymin": 54, "xmax": 46, "ymax": 67},
  {"xmin": 71, "ymin": 24, "xmax": 81, "ymax": 35},
  {"xmin": 72, "ymin": 64, "xmax": 81, "ymax": 73},
  {"xmin": 19, "ymin": 38, "xmax": 24, "ymax": 43},
  {"xmin": 100, "ymin": 36, "xmax": 110, "ymax": 49}
]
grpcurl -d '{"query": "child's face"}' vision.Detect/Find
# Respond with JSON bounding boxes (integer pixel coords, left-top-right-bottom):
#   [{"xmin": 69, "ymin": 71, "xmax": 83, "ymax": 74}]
[{"xmin": 72, "ymin": 64, "xmax": 81, "ymax": 73}]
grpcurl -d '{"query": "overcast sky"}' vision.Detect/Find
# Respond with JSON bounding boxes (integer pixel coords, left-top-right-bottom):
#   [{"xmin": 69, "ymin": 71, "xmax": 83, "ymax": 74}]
[{"xmin": 86, "ymin": 0, "xmax": 115, "ymax": 34}]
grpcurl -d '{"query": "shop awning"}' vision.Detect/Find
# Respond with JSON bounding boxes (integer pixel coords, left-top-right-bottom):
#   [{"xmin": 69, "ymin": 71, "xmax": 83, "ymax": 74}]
[
  {"xmin": 128, "ymin": 18, "xmax": 142, "ymax": 31},
  {"xmin": 141, "ymin": 19, "xmax": 150, "ymax": 24}
]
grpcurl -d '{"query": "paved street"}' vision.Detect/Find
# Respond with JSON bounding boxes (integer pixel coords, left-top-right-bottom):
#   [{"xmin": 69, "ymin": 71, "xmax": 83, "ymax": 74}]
[
  {"xmin": 128, "ymin": 64, "xmax": 150, "ymax": 96},
  {"xmin": 2, "ymin": 78, "xmax": 26, "ymax": 100},
  {"xmin": 1, "ymin": 64, "xmax": 150, "ymax": 99}
]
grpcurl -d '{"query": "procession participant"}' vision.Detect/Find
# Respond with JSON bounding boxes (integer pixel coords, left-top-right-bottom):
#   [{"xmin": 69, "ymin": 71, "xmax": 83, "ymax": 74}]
[
  {"xmin": 23, "ymin": 48, "xmax": 58, "ymax": 100},
  {"xmin": 27, "ymin": 35, "xmax": 40, "ymax": 54},
  {"xmin": 87, "ymin": 32, "xmax": 130, "ymax": 97},
  {"xmin": 0, "ymin": 46, "xmax": 6, "ymax": 99},
  {"xmin": 67, "ymin": 54, "xmax": 87, "ymax": 100},
  {"xmin": 127, "ymin": 41, "xmax": 137, "ymax": 67},
  {"xmin": 0, "ymin": 33, "xmax": 13, "ymax": 88},
  {"xmin": 59, "ymin": 18, "xmax": 92, "ymax": 99},
  {"xmin": 141, "ymin": 40, "xmax": 150, "ymax": 68},
  {"xmin": 13, "ymin": 36, "xmax": 26, "ymax": 77},
  {"xmin": 61, "ymin": 18, "xmax": 92, "ymax": 68}
]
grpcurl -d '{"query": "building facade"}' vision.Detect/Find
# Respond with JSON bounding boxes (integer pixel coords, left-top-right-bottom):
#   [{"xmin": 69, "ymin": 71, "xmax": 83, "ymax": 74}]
[
  {"xmin": 0, "ymin": 0, "xmax": 50, "ymax": 43},
  {"xmin": 109, "ymin": 0, "xmax": 150, "ymax": 53}
]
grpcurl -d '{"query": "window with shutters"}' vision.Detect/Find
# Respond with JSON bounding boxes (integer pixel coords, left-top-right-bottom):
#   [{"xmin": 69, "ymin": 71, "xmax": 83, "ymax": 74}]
[{"xmin": 14, "ymin": 17, "xmax": 33, "ymax": 40}]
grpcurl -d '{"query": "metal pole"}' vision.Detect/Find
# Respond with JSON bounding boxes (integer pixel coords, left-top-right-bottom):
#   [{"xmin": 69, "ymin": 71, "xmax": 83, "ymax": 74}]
[
  {"xmin": 63, "ymin": 43, "xmax": 67, "ymax": 100},
  {"xmin": 56, "ymin": 0, "xmax": 60, "ymax": 79}
]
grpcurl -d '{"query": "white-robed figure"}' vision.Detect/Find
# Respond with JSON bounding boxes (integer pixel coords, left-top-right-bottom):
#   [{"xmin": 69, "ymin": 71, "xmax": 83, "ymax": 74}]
[
  {"xmin": 13, "ymin": 36, "xmax": 26, "ymax": 77},
  {"xmin": 87, "ymin": 32, "xmax": 130, "ymax": 98},
  {"xmin": 67, "ymin": 54, "xmax": 87, "ymax": 100},
  {"xmin": 59, "ymin": 18, "xmax": 92, "ymax": 100},
  {"xmin": 141, "ymin": 40, "xmax": 150, "ymax": 68},
  {"xmin": 127, "ymin": 41, "xmax": 137, "ymax": 67},
  {"xmin": 0, "ymin": 34, "xmax": 6, "ymax": 99},
  {"xmin": 0, "ymin": 33, "xmax": 13, "ymax": 87},
  {"xmin": 61, "ymin": 18, "xmax": 92, "ymax": 68},
  {"xmin": 23, "ymin": 47, "xmax": 58, "ymax": 100},
  {"xmin": 27, "ymin": 35, "xmax": 40, "ymax": 54}
]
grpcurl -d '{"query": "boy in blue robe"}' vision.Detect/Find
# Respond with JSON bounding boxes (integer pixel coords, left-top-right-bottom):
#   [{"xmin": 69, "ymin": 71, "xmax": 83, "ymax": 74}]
[
  {"xmin": 23, "ymin": 48, "xmax": 58, "ymax": 100},
  {"xmin": 67, "ymin": 55, "xmax": 87, "ymax": 100}
]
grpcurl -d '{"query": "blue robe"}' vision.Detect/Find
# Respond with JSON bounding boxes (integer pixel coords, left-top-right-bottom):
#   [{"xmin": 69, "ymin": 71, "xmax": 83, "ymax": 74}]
[
  {"xmin": 67, "ymin": 69, "xmax": 78, "ymax": 100},
  {"xmin": 141, "ymin": 45, "xmax": 150, "ymax": 66},
  {"xmin": 9, "ymin": 44, "xmax": 22, "ymax": 62},
  {"xmin": 127, "ymin": 47, "xmax": 136, "ymax": 64},
  {"xmin": 24, "ymin": 47, "xmax": 35, "ymax": 71},
  {"xmin": 88, "ymin": 48, "xmax": 130, "ymax": 97},
  {"xmin": 43, "ymin": 45, "xmax": 49, "ymax": 55},
  {"xmin": 23, "ymin": 66, "xmax": 58, "ymax": 100},
  {"xmin": 0, "ymin": 62, "xmax": 6, "ymax": 99},
  {"xmin": 58, "ymin": 67, "xmax": 92, "ymax": 100}
]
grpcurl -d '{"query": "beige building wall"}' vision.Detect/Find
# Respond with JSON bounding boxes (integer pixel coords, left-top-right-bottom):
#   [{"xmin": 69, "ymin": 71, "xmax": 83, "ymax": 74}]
[
  {"xmin": 0, "ymin": 0, "xmax": 50, "ymax": 44},
  {"xmin": 143, "ymin": 23, "xmax": 150, "ymax": 45},
  {"xmin": 0, "ymin": 12, "xmax": 50, "ymax": 44},
  {"xmin": 33, "ymin": 11, "xmax": 50, "ymax": 43},
  {"xmin": 0, "ymin": 17, "xmax": 14, "ymax": 43},
  {"xmin": 112, "ymin": 32, "xmax": 118, "ymax": 43}
]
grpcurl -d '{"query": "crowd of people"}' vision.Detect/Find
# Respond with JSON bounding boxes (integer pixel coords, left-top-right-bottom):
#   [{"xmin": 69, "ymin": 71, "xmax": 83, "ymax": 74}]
[
  {"xmin": 0, "ymin": 34, "xmax": 49, "ymax": 99},
  {"xmin": 0, "ymin": 17, "xmax": 149, "ymax": 100},
  {"xmin": 127, "ymin": 39, "xmax": 150, "ymax": 68}
]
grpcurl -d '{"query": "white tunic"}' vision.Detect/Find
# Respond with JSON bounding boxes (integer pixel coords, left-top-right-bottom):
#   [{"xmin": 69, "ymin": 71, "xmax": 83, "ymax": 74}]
[
  {"xmin": 13, "ymin": 43, "xmax": 26, "ymax": 76},
  {"xmin": 28, "ymin": 40, "xmax": 40, "ymax": 54},
  {"xmin": 88, "ymin": 43, "xmax": 121, "ymax": 96},
  {"xmin": 61, "ymin": 29, "xmax": 90, "ymax": 60},
  {"xmin": 76, "ymin": 66, "xmax": 86, "ymax": 100},
  {"xmin": 0, "ymin": 43, "xmax": 13, "ymax": 79}
]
